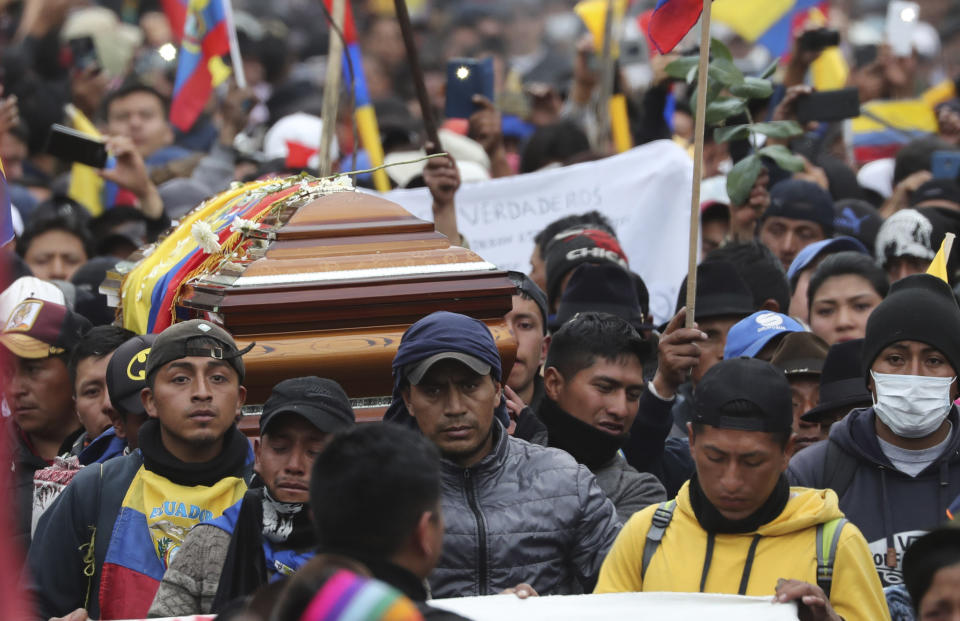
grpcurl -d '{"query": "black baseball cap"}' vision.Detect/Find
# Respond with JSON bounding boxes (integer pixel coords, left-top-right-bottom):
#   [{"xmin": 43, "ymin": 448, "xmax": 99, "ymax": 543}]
[
  {"xmin": 145, "ymin": 319, "xmax": 252, "ymax": 382},
  {"xmin": 107, "ymin": 334, "xmax": 157, "ymax": 415},
  {"xmin": 260, "ymin": 376, "xmax": 355, "ymax": 435},
  {"xmin": 507, "ymin": 270, "xmax": 548, "ymax": 331},
  {"xmin": 405, "ymin": 352, "xmax": 491, "ymax": 385},
  {"xmin": 693, "ymin": 358, "xmax": 793, "ymax": 433},
  {"xmin": 801, "ymin": 339, "xmax": 873, "ymax": 423}
]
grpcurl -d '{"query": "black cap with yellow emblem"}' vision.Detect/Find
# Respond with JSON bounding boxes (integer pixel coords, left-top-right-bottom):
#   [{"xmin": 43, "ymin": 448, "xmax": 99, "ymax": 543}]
[{"xmin": 107, "ymin": 334, "xmax": 157, "ymax": 416}]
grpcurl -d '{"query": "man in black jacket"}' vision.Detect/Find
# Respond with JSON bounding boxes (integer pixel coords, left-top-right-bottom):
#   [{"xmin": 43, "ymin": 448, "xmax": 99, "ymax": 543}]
[
  {"xmin": 310, "ymin": 423, "xmax": 468, "ymax": 621},
  {"xmin": 539, "ymin": 313, "xmax": 666, "ymax": 522}
]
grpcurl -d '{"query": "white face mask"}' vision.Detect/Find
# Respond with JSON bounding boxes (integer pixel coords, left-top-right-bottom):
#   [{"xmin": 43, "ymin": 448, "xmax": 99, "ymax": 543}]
[{"xmin": 871, "ymin": 371, "xmax": 956, "ymax": 439}]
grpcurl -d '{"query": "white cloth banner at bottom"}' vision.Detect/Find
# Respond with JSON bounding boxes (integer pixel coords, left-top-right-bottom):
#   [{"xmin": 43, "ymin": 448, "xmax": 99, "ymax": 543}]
[
  {"xmin": 430, "ymin": 592, "xmax": 800, "ymax": 621},
  {"xmin": 384, "ymin": 140, "xmax": 694, "ymax": 324}
]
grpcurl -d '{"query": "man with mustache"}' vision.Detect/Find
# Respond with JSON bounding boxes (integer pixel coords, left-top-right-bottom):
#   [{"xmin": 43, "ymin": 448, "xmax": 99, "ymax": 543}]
[
  {"xmin": 385, "ymin": 311, "xmax": 620, "ymax": 598},
  {"xmin": 150, "ymin": 376, "xmax": 355, "ymax": 616},
  {"xmin": 1, "ymin": 298, "xmax": 90, "ymax": 552},
  {"xmin": 538, "ymin": 312, "xmax": 666, "ymax": 522},
  {"xmin": 26, "ymin": 319, "xmax": 254, "ymax": 620}
]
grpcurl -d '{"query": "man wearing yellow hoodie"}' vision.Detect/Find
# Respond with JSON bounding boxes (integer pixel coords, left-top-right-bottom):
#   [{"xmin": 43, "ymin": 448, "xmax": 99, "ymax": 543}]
[{"xmin": 595, "ymin": 358, "xmax": 888, "ymax": 621}]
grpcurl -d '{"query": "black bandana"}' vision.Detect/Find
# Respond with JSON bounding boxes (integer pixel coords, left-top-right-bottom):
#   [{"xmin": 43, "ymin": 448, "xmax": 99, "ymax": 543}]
[
  {"xmin": 689, "ymin": 472, "xmax": 791, "ymax": 534},
  {"xmin": 211, "ymin": 486, "xmax": 315, "ymax": 612},
  {"xmin": 261, "ymin": 487, "xmax": 315, "ymax": 549},
  {"xmin": 539, "ymin": 397, "xmax": 627, "ymax": 470},
  {"xmin": 138, "ymin": 418, "xmax": 248, "ymax": 486}
]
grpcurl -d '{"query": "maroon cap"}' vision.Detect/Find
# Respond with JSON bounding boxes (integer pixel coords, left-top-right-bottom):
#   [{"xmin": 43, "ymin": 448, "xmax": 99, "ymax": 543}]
[{"xmin": 0, "ymin": 298, "xmax": 91, "ymax": 358}]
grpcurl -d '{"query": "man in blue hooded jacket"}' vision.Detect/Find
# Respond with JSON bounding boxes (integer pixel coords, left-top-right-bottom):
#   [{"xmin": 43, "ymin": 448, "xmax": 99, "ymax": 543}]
[
  {"xmin": 384, "ymin": 311, "xmax": 620, "ymax": 598},
  {"xmin": 789, "ymin": 274, "xmax": 960, "ymax": 587}
]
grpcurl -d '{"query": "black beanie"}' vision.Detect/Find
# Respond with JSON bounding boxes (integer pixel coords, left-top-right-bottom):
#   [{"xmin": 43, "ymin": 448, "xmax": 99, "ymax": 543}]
[
  {"xmin": 861, "ymin": 273, "xmax": 960, "ymax": 386},
  {"xmin": 544, "ymin": 229, "xmax": 628, "ymax": 308},
  {"xmin": 763, "ymin": 179, "xmax": 835, "ymax": 236}
]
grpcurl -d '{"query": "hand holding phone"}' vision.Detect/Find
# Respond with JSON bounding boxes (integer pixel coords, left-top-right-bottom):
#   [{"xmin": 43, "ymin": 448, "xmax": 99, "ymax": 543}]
[
  {"xmin": 445, "ymin": 57, "xmax": 495, "ymax": 119},
  {"xmin": 45, "ymin": 124, "xmax": 108, "ymax": 168},
  {"xmin": 795, "ymin": 88, "xmax": 861, "ymax": 124},
  {"xmin": 932, "ymin": 151, "xmax": 960, "ymax": 180}
]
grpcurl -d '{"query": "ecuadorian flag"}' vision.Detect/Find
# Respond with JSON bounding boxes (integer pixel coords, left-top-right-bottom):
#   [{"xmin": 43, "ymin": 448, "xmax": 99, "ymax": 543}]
[
  {"xmin": 97, "ymin": 465, "xmax": 246, "ymax": 619},
  {"xmin": 170, "ymin": 0, "xmax": 232, "ymax": 132},
  {"xmin": 324, "ymin": 0, "xmax": 390, "ymax": 192},
  {"xmin": 713, "ymin": 0, "xmax": 823, "ymax": 57},
  {"xmin": 850, "ymin": 99, "xmax": 938, "ymax": 164}
]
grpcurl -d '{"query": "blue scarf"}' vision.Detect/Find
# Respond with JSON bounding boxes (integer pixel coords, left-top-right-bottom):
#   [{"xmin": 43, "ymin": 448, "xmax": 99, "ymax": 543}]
[{"xmin": 384, "ymin": 311, "xmax": 510, "ymax": 427}]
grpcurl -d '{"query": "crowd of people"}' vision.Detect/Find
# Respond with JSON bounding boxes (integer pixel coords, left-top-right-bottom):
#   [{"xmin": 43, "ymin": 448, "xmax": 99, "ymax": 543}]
[{"xmin": 5, "ymin": 0, "xmax": 960, "ymax": 620}]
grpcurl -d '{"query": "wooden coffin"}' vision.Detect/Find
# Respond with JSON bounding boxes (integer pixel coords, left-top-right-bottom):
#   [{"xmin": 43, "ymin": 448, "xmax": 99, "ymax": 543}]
[{"xmin": 155, "ymin": 185, "xmax": 517, "ymax": 428}]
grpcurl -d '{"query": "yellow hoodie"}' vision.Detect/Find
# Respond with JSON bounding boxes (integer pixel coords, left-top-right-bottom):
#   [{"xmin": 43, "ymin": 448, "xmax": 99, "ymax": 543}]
[{"xmin": 595, "ymin": 483, "xmax": 890, "ymax": 621}]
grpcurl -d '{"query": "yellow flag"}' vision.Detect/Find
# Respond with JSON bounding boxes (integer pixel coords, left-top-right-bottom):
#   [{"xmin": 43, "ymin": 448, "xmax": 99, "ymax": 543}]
[
  {"xmin": 927, "ymin": 233, "xmax": 955, "ymax": 283},
  {"xmin": 574, "ymin": 0, "xmax": 628, "ymax": 54},
  {"xmin": 64, "ymin": 104, "xmax": 106, "ymax": 216}
]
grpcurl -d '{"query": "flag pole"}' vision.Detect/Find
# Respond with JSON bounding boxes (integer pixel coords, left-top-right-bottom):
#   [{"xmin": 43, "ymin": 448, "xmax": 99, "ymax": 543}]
[
  {"xmin": 222, "ymin": 0, "xmax": 247, "ymax": 89},
  {"xmin": 319, "ymin": 0, "xmax": 346, "ymax": 177},
  {"xmin": 393, "ymin": 0, "xmax": 441, "ymax": 154},
  {"xmin": 684, "ymin": 0, "xmax": 712, "ymax": 329},
  {"xmin": 945, "ymin": 232, "xmax": 956, "ymax": 264}
]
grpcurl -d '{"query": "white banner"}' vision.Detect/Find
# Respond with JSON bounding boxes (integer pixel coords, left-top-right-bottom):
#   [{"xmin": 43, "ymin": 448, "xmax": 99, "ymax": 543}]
[
  {"xmin": 384, "ymin": 140, "xmax": 694, "ymax": 324},
  {"xmin": 430, "ymin": 592, "xmax": 799, "ymax": 621}
]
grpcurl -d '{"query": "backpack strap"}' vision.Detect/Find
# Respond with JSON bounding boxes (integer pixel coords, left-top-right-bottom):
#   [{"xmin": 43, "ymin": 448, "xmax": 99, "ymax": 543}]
[
  {"xmin": 641, "ymin": 499, "xmax": 677, "ymax": 581},
  {"xmin": 821, "ymin": 440, "xmax": 858, "ymax": 499},
  {"xmin": 816, "ymin": 517, "xmax": 847, "ymax": 599}
]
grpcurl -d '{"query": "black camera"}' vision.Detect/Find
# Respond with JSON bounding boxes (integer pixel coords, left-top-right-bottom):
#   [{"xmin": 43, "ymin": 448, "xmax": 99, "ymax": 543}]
[{"xmin": 797, "ymin": 28, "xmax": 841, "ymax": 53}]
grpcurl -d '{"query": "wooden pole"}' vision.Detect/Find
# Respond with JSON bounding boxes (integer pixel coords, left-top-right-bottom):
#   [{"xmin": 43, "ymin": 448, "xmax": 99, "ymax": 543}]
[
  {"xmin": 684, "ymin": 1, "xmax": 713, "ymax": 329},
  {"xmin": 394, "ymin": 0, "xmax": 441, "ymax": 154},
  {"xmin": 944, "ymin": 232, "xmax": 956, "ymax": 264},
  {"xmin": 318, "ymin": 0, "xmax": 345, "ymax": 177}
]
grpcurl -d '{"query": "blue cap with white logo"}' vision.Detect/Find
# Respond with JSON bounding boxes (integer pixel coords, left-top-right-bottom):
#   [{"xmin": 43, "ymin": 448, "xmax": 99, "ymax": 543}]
[{"xmin": 723, "ymin": 311, "xmax": 804, "ymax": 359}]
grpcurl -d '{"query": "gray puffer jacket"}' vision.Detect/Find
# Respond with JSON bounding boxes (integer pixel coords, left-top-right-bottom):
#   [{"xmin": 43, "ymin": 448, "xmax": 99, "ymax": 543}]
[
  {"xmin": 430, "ymin": 424, "xmax": 621, "ymax": 598},
  {"xmin": 593, "ymin": 454, "xmax": 666, "ymax": 523}
]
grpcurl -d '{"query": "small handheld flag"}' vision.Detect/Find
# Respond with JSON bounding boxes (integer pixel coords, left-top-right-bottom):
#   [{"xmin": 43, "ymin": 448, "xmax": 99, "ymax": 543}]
[
  {"xmin": 648, "ymin": 0, "xmax": 704, "ymax": 54},
  {"xmin": 927, "ymin": 232, "xmax": 955, "ymax": 283}
]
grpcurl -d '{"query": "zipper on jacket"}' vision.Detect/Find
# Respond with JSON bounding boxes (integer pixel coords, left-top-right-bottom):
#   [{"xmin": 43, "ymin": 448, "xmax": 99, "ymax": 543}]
[{"xmin": 464, "ymin": 469, "xmax": 489, "ymax": 595}]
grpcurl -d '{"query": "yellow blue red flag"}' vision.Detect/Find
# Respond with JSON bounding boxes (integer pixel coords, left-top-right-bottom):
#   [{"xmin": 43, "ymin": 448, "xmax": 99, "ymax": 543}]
[{"xmin": 170, "ymin": 0, "xmax": 231, "ymax": 132}]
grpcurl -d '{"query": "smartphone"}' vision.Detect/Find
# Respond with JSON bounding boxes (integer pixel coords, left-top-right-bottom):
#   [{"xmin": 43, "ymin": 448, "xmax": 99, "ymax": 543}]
[
  {"xmin": 886, "ymin": 1, "xmax": 920, "ymax": 57},
  {"xmin": 67, "ymin": 36, "xmax": 100, "ymax": 72},
  {"xmin": 932, "ymin": 151, "xmax": 960, "ymax": 180},
  {"xmin": 795, "ymin": 88, "xmax": 861, "ymax": 124},
  {"xmin": 797, "ymin": 28, "xmax": 840, "ymax": 53},
  {"xmin": 444, "ymin": 57, "xmax": 495, "ymax": 119},
  {"xmin": 45, "ymin": 124, "xmax": 108, "ymax": 168}
]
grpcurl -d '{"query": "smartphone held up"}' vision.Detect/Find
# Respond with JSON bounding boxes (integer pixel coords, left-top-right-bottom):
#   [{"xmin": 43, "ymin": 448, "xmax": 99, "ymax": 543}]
[
  {"xmin": 445, "ymin": 57, "xmax": 495, "ymax": 119},
  {"xmin": 44, "ymin": 124, "xmax": 108, "ymax": 169}
]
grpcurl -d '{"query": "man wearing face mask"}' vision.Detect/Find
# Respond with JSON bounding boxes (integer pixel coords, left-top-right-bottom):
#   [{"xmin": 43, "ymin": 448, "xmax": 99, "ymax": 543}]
[{"xmin": 789, "ymin": 273, "xmax": 960, "ymax": 587}]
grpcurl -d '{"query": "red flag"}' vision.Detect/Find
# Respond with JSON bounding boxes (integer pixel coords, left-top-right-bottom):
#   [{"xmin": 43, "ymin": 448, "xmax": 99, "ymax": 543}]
[{"xmin": 647, "ymin": 0, "xmax": 704, "ymax": 54}]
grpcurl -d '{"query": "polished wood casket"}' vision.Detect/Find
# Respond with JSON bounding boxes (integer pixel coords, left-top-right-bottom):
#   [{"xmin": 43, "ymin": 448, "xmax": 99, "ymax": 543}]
[{"xmin": 114, "ymin": 183, "xmax": 517, "ymax": 429}]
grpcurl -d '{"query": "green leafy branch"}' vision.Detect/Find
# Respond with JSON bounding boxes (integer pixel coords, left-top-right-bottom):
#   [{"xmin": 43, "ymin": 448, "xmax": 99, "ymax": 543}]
[{"xmin": 665, "ymin": 39, "xmax": 806, "ymax": 206}]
